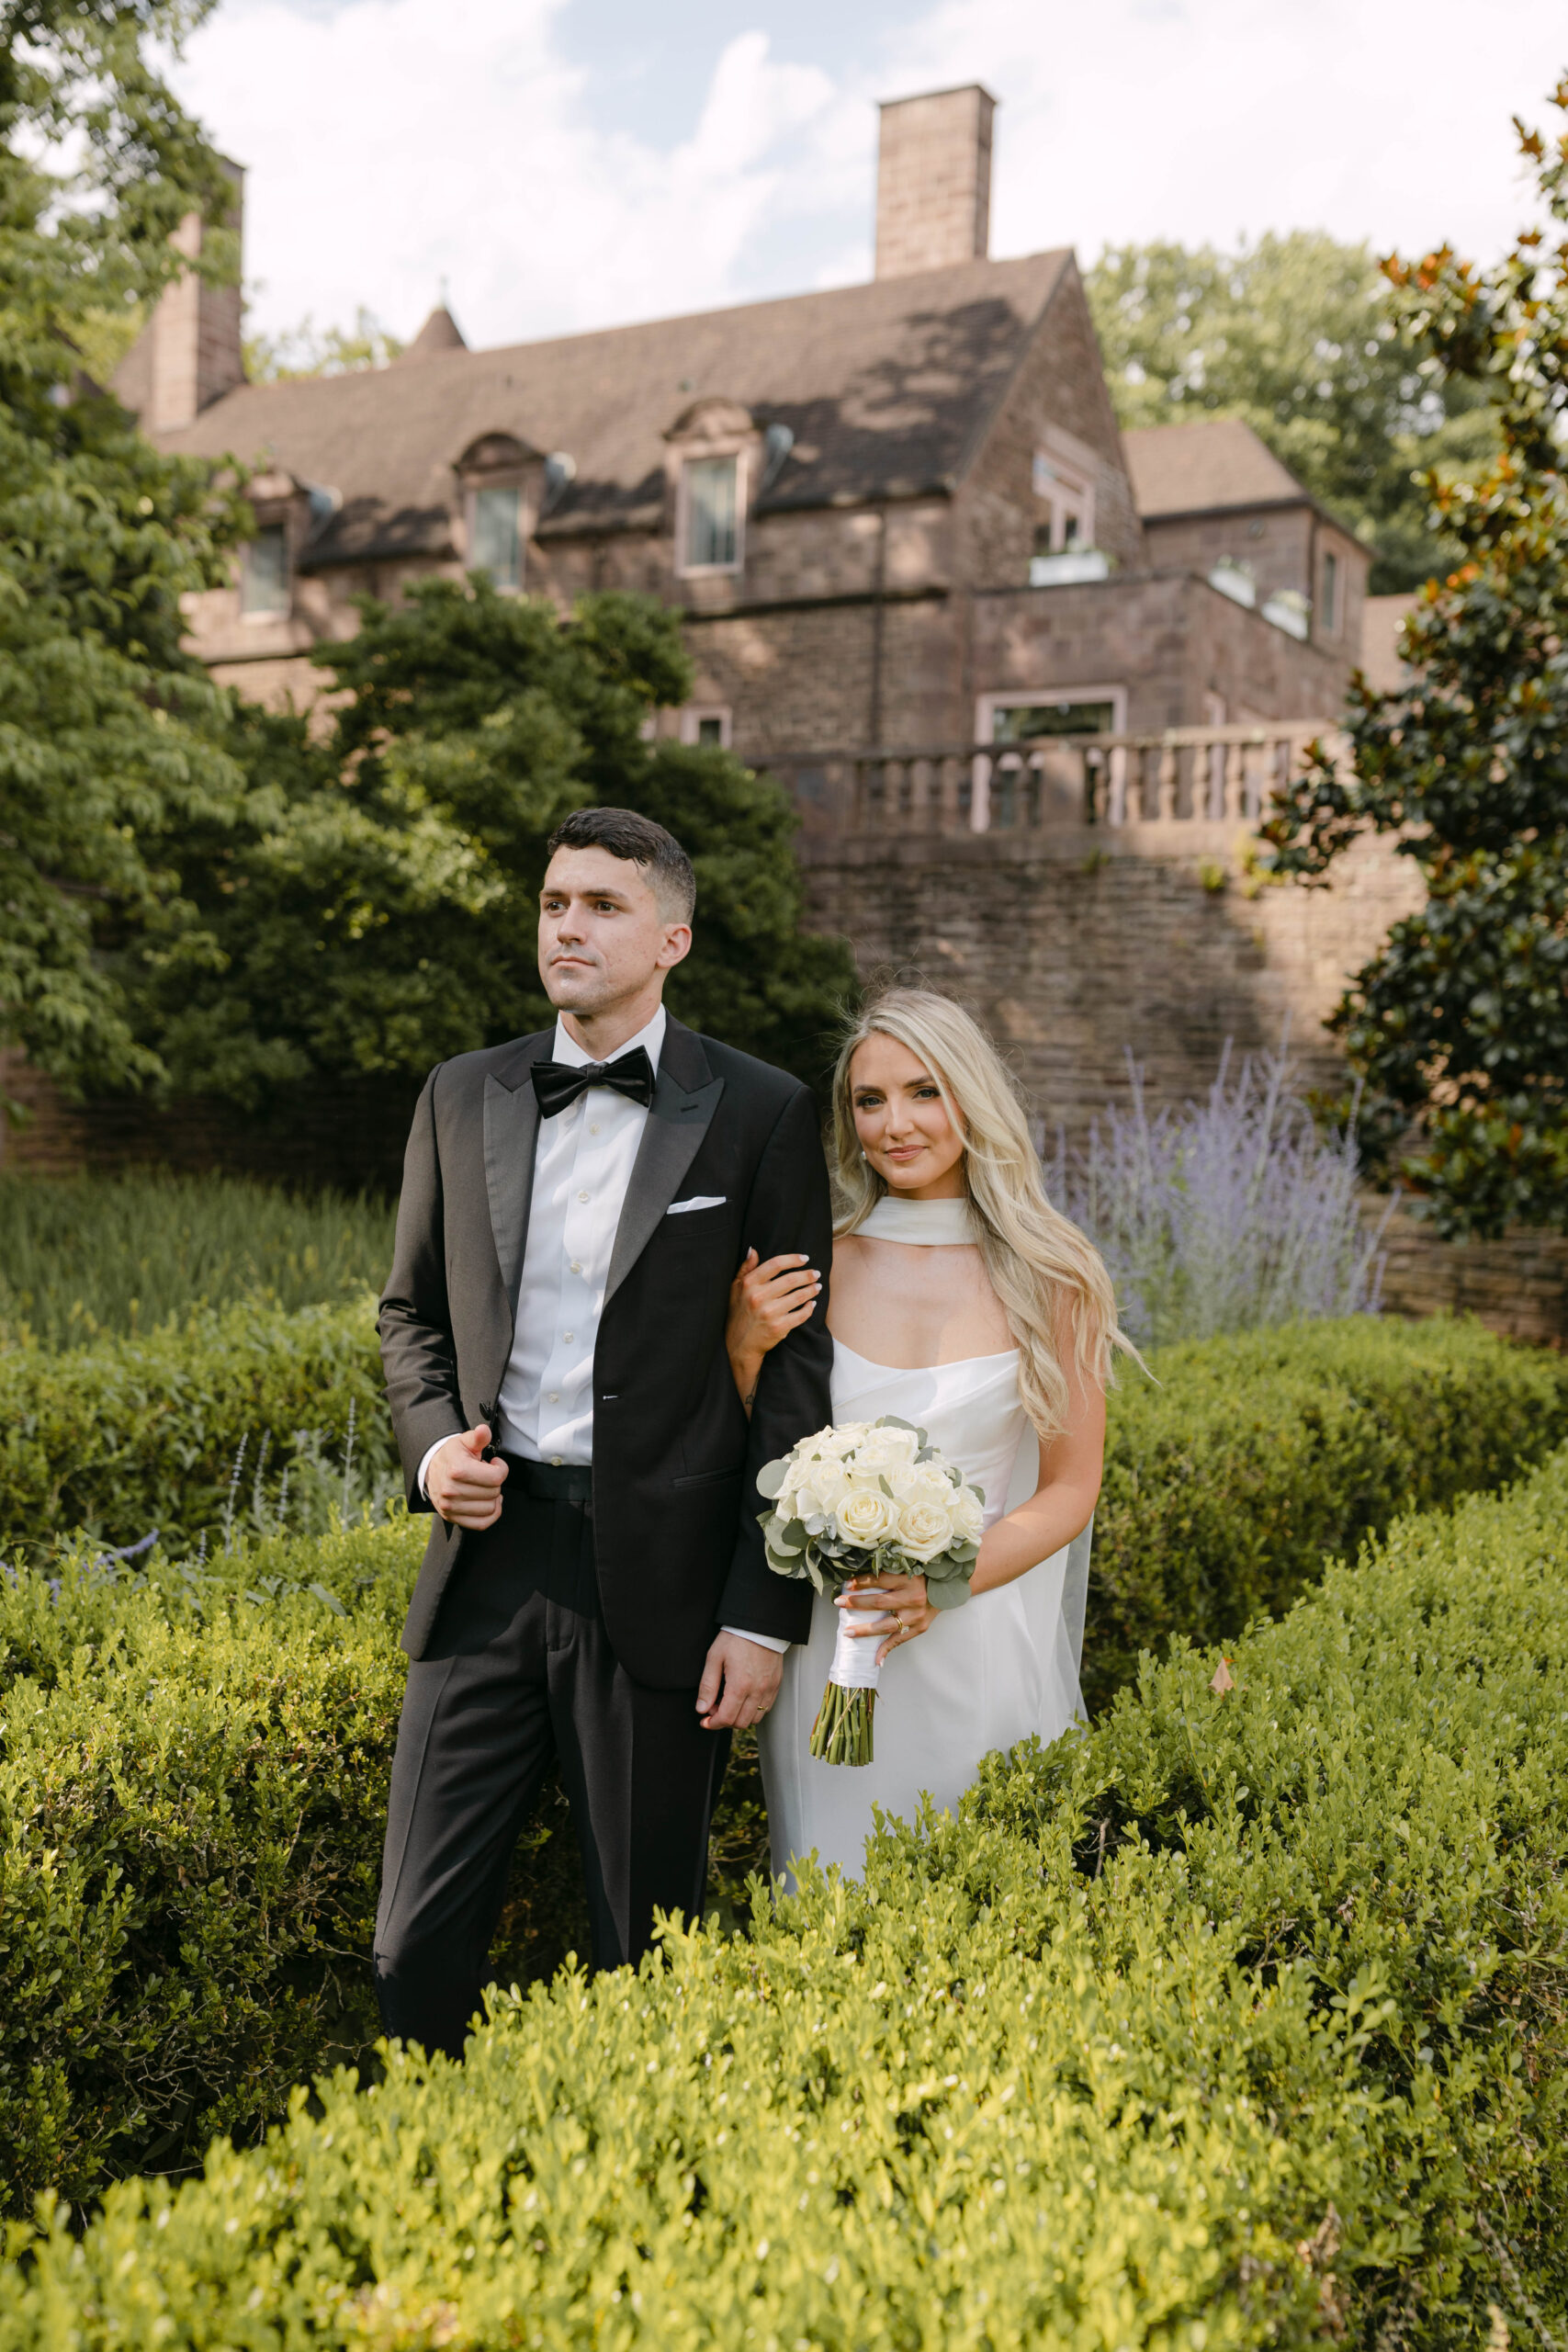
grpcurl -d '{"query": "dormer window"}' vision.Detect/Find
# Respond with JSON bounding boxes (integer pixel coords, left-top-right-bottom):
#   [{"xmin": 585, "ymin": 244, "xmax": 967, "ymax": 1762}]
[
  {"xmin": 683, "ymin": 456, "xmax": 741, "ymax": 572},
  {"xmin": 241, "ymin": 525, "xmax": 289, "ymax": 617},
  {"xmin": 471, "ymin": 485, "xmax": 522, "ymax": 590},
  {"xmin": 456, "ymin": 433, "xmax": 535, "ymax": 594}
]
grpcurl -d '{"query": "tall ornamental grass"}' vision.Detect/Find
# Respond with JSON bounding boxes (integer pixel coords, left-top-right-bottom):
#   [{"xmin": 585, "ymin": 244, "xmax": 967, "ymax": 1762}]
[
  {"xmin": 1050, "ymin": 1043, "xmax": 1388, "ymax": 1347},
  {"xmin": 0, "ymin": 1171, "xmax": 397, "ymax": 1352}
]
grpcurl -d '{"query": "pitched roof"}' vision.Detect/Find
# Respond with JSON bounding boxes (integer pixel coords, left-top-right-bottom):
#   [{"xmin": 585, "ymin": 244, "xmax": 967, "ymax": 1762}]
[
  {"xmin": 153, "ymin": 249, "xmax": 1072, "ymax": 569},
  {"xmin": 401, "ymin": 304, "xmax": 468, "ymax": 360},
  {"xmin": 1122, "ymin": 418, "xmax": 1306, "ymax": 517}
]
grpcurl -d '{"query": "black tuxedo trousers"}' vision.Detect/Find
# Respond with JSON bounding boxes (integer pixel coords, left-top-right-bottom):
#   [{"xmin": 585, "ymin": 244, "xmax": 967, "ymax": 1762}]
[{"xmin": 374, "ymin": 1461, "xmax": 728, "ymax": 2056}]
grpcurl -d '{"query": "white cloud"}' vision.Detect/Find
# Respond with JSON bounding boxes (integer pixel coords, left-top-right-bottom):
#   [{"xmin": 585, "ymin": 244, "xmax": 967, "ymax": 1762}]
[
  {"xmin": 173, "ymin": 0, "xmax": 1565, "ymax": 353},
  {"xmin": 884, "ymin": 0, "xmax": 1562, "ymax": 266},
  {"xmin": 175, "ymin": 0, "xmax": 868, "ymax": 346}
]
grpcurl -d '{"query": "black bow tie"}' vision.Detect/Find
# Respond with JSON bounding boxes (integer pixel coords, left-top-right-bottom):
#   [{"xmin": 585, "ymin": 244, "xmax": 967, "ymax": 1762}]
[{"xmin": 531, "ymin": 1046, "xmax": 656, "ymax": 1119}]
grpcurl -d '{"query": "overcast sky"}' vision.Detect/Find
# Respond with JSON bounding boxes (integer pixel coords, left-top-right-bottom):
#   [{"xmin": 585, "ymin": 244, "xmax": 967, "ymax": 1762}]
[{"xmin": 173, "ymin": 0, "xmax": 1565, "ymax": 353}]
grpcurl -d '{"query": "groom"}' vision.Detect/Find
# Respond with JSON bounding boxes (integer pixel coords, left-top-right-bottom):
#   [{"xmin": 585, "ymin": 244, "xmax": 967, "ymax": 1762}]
[{"xmin": 375, "ymin": 806, "xmax": 831, "ymax": 2055}]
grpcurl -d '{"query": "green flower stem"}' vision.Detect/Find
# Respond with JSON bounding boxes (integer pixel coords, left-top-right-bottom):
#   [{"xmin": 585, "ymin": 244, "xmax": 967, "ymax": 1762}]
[{"xmin": 809, "ymin": 1679, "xmax": 876, "ymax": 1767}]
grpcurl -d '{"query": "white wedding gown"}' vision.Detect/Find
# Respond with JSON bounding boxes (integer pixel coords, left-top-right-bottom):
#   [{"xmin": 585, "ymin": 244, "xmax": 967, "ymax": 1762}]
[{"xmin": 757, "ymin": 1337, "xmax": 1091, "ymax": 1887}]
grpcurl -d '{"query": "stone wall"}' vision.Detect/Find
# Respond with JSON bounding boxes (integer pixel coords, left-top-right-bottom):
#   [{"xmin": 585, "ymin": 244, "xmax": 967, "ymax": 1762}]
[
  {"xmin": 801, "ymin": 816, "xmax": 1419, "ymax": 1129},
  {"xmin": 972, "ymin": 572, "xmax": 1353, "ymax": 733}
]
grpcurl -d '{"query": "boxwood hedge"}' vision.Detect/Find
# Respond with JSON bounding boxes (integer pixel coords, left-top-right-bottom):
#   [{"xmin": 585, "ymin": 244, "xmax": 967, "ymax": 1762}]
[
  {"xmin": 6, "ymin": 1440, "xmax": 1567, "ymax": 2347},
  {"xmin": 0, "ymin": 1297, "xmax": 391, "ymax": 1560},
  {"xmin": 2, "ymin": 1315, "xmax": 1565, "ymax": 2214},
  {"xmin": 4, "ymin": 1302, "xmax": 1564, "ymax": 1679}
]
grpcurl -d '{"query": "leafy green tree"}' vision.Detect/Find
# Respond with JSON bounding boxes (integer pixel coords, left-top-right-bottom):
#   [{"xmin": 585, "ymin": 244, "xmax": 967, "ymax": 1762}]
[
  {"xmin": 0, "ymin": 0, "xmax": 244, "ymax": 1094},
  {"xmin": 244, "ymin": 307, "xmax": 403, "ymax": 382},
  {"xmin": 1263, "ymin": 79, "xmax": 1568, "ymax": 1238},
  {"xmin": 1087, "ymin": 232, "xmax": 1497, "ymax": 592},
  {"xmin": 124, "ymin": 580, "xmax": 858, "ymax": 1104}
]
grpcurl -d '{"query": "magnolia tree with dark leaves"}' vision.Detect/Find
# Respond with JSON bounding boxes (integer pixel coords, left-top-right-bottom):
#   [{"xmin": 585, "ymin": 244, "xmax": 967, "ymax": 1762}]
[{"xmin": 1264, "ymin": 77, "xmax": 1568, "ymax": 1238}]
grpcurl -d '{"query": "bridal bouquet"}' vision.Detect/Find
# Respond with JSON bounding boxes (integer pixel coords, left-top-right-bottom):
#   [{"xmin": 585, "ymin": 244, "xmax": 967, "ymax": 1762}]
[{"xmin": 756, "ymin": 1416, "xmax": 985, "ymax": 1764}]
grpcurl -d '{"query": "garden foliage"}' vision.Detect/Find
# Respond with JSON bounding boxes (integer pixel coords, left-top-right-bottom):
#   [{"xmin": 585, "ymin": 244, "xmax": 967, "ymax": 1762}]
[
  {"xmin": 0, "ymin": 1, "xmax": 246, "ymax": 1096},
  {"xmin": 1087, "ymin": 230, "xmax": 1497, "ymax": 592},
  {"xmin": 1264, "ymin": 78, "xmax": 1568, "ymax": 1238},
  {"xmin": 6, "ymin": 1444, "xmax": 1568, "ymax": 2346},
  {"xmin": 122, "ymin": 582, "xmax": 857, "ymax": 1111},
  {"xmin": 0, "ymin": 1296, "xmax": 395, "ymax": 1559},
  {"xmin": 0, "ymin": 1172, "xmax": 395, "ymax": 1351},
  {"xmin": 0, "ymin": 1317, "xmax": 1562, "ymax": 2214}
]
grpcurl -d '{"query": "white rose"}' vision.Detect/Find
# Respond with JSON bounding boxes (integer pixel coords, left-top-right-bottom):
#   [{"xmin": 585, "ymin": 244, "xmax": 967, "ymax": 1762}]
[
  {"xmin": 835, "ymin": 1487, "xmax": 900, "ymax": 1547},
  {"xmin": 888, "ymin": 1460, "xmax": 954, "ymax": 1508},
  {"xmin": 896, "ymin": 1498, "xmax": 955, "ymax": 1563},
  {"xmin": 817, "ymin": 1421, "xmax": 870, "ymax": 1460},
  {"xmin": 849, "ymin": 1425, "xmax": 920, "ymax": 1476},
  {"xmin": 949, "ymin": 1486, "xmax": 985, "ymax": 1543},
  {"xmin": 793, "ymin": 1459, "xmax": 852, "ymax": 1522}
]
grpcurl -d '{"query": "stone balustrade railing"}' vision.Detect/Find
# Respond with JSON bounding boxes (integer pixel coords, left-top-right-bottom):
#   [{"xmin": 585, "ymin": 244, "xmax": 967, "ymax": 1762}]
[{"xmin": 761, "ymin": 722, "xmax": 1342, "ymax": 836}]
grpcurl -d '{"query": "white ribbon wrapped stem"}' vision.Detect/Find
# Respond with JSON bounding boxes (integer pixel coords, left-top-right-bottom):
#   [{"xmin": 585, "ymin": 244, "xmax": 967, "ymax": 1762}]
[{"xmin": 830, "ymin": 1598, "xmax": 894, "ymax": 1691}]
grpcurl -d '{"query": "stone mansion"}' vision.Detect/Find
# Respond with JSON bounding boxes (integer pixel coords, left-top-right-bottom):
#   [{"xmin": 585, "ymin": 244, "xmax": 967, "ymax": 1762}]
[{"xmin": 117, "ymin": 84, "xmax": 1393, "ymax": 793}]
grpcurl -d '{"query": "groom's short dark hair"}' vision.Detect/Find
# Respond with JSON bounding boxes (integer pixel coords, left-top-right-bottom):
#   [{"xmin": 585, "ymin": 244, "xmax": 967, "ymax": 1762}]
[{"xmin": 547, "ymin": 806, "xmax": 696, "ymax": 922}]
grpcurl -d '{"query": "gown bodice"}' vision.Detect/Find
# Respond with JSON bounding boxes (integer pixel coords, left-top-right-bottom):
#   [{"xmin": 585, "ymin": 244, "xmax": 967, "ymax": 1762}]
[{"xmin": 829, "ymin": 1340, "xmax": 1031, "ymax": 1528}]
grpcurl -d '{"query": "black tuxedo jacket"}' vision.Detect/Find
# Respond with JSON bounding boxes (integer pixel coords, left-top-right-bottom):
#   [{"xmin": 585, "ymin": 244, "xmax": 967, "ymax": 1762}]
[{"xmin": 378, "ymin": 1016, "xmax": 834, "ymax": 1682}]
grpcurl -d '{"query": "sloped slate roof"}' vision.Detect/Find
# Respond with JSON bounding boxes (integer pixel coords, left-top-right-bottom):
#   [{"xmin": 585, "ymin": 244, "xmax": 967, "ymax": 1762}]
[
  {"xmin": 155, "ymin": 250, "xmax": 1071, "ymax": 568},
  {"xmin": 1122, "ymin": 418, "xmax": 1305, "ymax": 517}
]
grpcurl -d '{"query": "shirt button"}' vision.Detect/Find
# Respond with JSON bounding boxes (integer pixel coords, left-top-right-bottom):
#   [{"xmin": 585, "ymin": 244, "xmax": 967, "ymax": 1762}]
[
  {"xmin": 570, "ymin": 1261, "xmax": 582, "ymax": 1274},
  {"xmin": 551, "ymin": 1454, "xmax": 563, "ymax": 1466},
  {"xmin": 563, "ymin": 1331, "xmax": 574, "ymax": 1342},
  {"xmin": 590, "ymin": 1123, "xmax": 600, "ymax": 1136},
  {"xmin": 547, "ymin": 1390, "xmax": 559, "ymax": 1404},
  {"xmin": 578, "ymin": 1190, "xmax": 590, "ymax": 1203}
]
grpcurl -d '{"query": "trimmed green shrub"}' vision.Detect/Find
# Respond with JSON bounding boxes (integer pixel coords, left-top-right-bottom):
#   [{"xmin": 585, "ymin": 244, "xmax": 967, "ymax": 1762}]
[
  {"xmin": 1089, "ymin": 1311, "xmax": 1568, "ymax": 1707},
  {"xmin": 0, "ymin": 1172, "xmax": 396, "ymax": 1353},
  {"xmin": 0, "ymin": 1528, "xmax": 408, "ymax": 2207},
  {"xmin": 0, "ymin": 1520, "xmax": 602, "ymax": 2207},
  {"xmin": 0, "ymin": 1296, "xmax": 395, "ymax": 1560},
  {"xmin": 6, "ymin": 1448, "xmax": 1568, "ymax": 2347},
  {"xmin": 8, "ymin": 1302, "xmax": 1566, "ymax": 1644},
  {"xmin": 2, "ymin": 1312, "xmax": 1565, "ymax": 2219}
]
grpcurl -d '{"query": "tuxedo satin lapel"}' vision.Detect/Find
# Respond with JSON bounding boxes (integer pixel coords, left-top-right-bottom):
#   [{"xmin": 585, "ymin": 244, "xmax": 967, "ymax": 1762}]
[
  {"xmin": 483, "ymin": 1056, "xmax": 542, "ymax": 1317},
  {"xmin": 605, "ymin": 1040, "xmax": 724, "ymax": 1306}
]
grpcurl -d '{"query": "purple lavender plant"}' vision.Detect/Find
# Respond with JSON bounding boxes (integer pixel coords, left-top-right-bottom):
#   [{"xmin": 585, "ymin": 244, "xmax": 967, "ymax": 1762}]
[{"xmin": 1049, "ymin": 1041, "xmax": 1391, "ymax": 1347}]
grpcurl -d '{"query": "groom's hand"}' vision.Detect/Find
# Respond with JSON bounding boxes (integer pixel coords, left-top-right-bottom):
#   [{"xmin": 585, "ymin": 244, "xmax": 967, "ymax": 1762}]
[
  {"xmin": 696, "ymin": 1632, "xmax": 784, "ymax": 1731},
  {"xmin": 426, "ymin": 1424, "xmax": 508, "ymax": 1529}
]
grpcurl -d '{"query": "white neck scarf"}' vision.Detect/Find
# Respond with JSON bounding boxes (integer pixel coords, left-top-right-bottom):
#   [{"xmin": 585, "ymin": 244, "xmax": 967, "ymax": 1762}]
[{"xmin": 857, "ymin": 1193, "xmax": 976, "ymax": 1246}]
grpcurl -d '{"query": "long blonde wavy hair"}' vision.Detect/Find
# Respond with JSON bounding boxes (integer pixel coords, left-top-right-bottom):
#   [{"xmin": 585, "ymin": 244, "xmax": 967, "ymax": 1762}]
[{"xmin": 830, "ymin": 989, "xmax": 1135, "ymax": 1444}]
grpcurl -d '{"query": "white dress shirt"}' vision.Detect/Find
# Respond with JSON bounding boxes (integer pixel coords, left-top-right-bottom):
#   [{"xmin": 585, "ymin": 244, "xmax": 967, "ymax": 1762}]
[{"xmin": 419, "ymin": 1004, "xmax": 786, "ymax": 1652}]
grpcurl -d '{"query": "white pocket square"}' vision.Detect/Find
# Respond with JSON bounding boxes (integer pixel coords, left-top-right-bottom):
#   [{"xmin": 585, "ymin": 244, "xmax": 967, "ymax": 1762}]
[{"xmin": 666, "ymin": 1195, "xmax": 727, "ymax": 1216}]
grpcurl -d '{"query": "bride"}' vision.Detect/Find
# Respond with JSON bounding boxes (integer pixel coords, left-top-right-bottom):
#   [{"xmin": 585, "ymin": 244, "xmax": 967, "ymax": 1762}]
[{"xmin": 727, "ymin": 989, "xmax": 1130, "ymax": 1885}]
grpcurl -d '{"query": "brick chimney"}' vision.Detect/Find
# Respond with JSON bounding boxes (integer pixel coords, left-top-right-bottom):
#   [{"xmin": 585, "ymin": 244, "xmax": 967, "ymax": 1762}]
[
  {"xmin": 118, "ymin": 159, "xmax": 245, "ymax": 431},
  {"xmin": 874, "ymin": 85, "xmax": 995, "ymax": 280}
]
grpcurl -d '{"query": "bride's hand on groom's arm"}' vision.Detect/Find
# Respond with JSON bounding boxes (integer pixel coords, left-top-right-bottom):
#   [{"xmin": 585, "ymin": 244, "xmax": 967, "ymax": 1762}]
[
  {"xmin": 726, "ymin": 1248, "xmax": 822, "ymax": 1414},
  {"xmin": 840, "ymin": 1572, "xmax": 936, "ymax": 1664}
]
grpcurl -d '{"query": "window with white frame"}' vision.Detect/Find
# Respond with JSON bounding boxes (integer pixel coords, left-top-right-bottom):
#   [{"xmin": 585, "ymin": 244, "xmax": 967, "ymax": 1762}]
[
  {"xmin": 682, "ymin": 455, "xmax": 742, "ymax": 572},
  {"xmin": 241, "ymin": 524, "xmax": 289, "ymax": 617},
  {"xmin": 1031, "ymin": 450, "xmax": 1095, "ymax": 552},
  {"xmin": 680, "ymin": 705, "xmax": 732, "ymax": 749},
  {"xmin": 1319, "ymin": 548, "xmax": 1339, "ymax": 638},
  {"xmin": 470, "ymin": 484, "xmax": 522, "ymax": 590},
  {"xmin": 979, "ymin": 688, "xmax": 1126, "ymax": 744}
]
